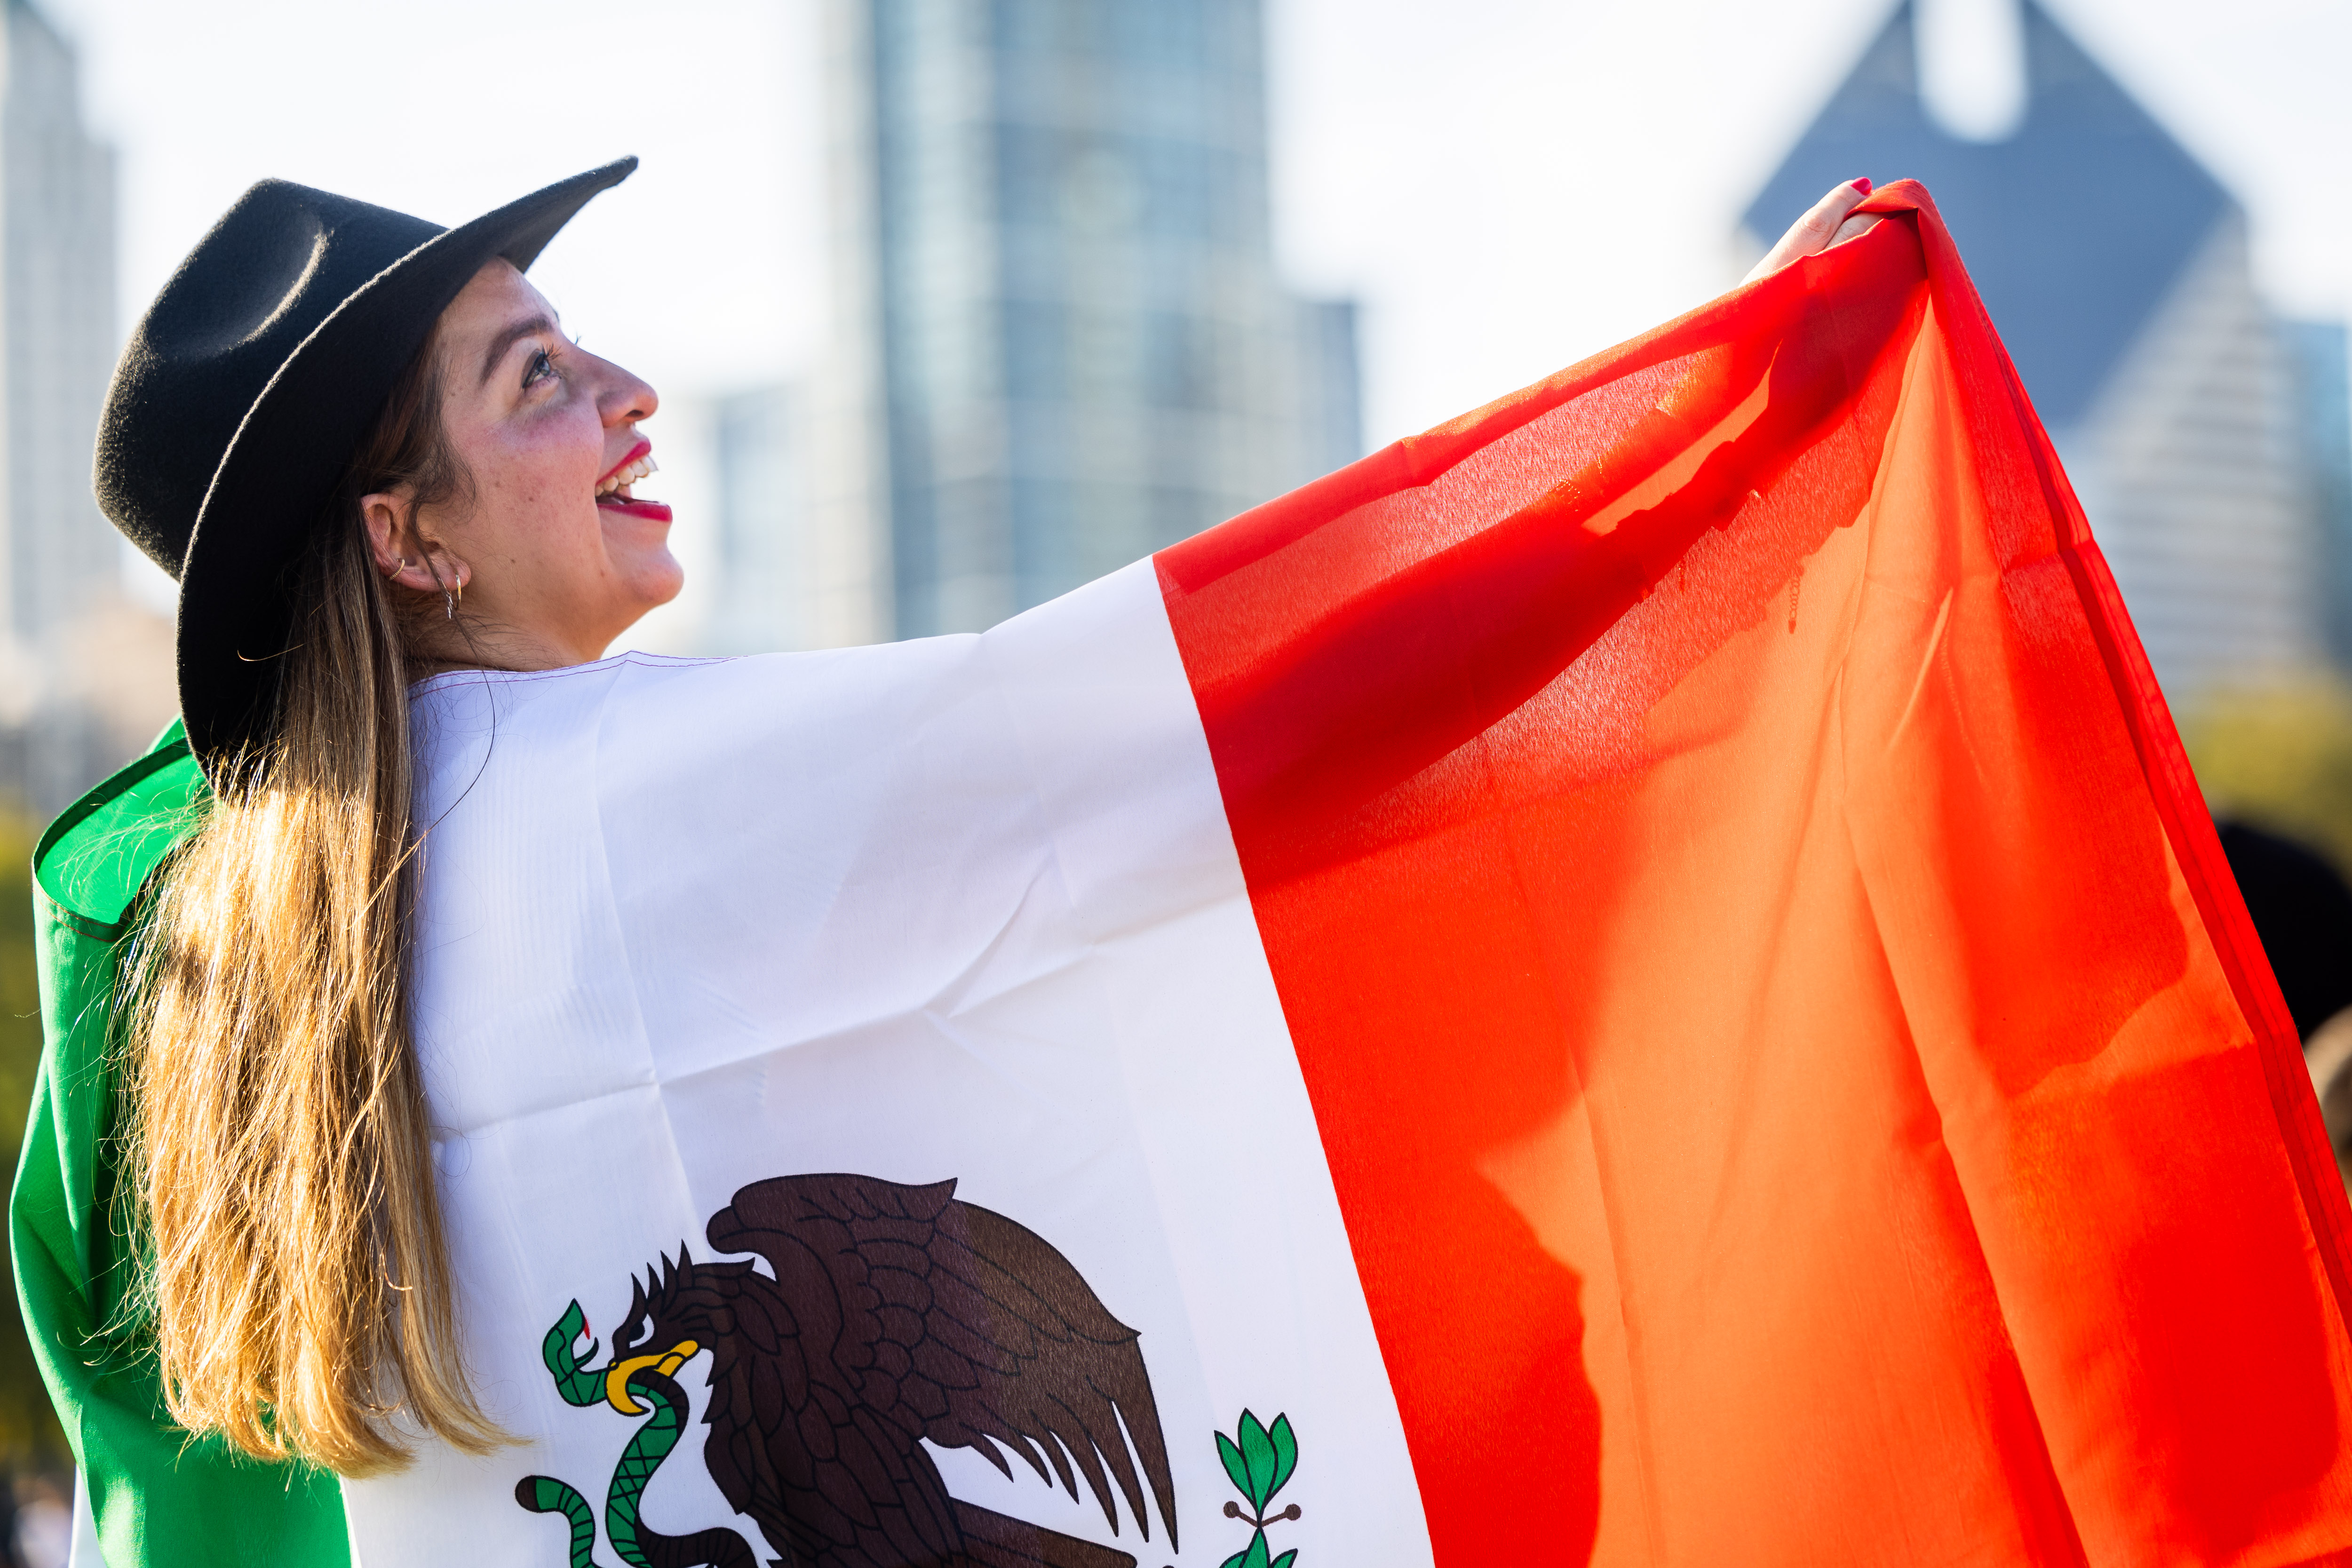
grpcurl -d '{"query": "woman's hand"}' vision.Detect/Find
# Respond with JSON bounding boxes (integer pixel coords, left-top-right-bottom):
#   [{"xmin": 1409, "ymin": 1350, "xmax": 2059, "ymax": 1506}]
[{"xmin": 1743, "ymin": 178, "xmax": 1883, "ymax": 284}]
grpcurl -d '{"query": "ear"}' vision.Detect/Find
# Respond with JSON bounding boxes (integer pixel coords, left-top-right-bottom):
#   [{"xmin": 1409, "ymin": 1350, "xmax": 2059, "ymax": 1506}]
[{"xmin": 362, "ymin": 489, "xmax": 471, "ymax": 596}]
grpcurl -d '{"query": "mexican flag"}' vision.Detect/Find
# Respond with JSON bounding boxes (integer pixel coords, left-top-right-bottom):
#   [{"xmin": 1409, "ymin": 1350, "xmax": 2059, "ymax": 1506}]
[{"xmin": 24, "ymin": 183, "xmax": 2352, "ymax": 1568}]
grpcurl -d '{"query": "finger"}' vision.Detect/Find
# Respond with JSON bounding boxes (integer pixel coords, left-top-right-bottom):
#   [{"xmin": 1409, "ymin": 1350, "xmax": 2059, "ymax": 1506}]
[
  {"xmin": 1828, "ymin": 212, "xmax": 1883, "ymax": 248},
  {"xmin": 1760, "ymin": 178, "xmax": 1870, "ymax": 271},
  {"xmin": 1743, "ymin": 177, "xmax": 1873, "ymax": 284}
]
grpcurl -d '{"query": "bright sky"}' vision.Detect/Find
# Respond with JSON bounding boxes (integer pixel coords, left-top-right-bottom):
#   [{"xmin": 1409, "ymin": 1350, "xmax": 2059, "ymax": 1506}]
[{"xmin": 41, "ymin": 0, "xmax": 2352, "ymax": 469}]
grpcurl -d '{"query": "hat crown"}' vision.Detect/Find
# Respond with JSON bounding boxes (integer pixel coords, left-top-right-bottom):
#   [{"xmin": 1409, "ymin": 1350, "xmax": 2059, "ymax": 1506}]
[{"xmin": 95, "ymin": 179, "xmax": 446, "ymax": 578}]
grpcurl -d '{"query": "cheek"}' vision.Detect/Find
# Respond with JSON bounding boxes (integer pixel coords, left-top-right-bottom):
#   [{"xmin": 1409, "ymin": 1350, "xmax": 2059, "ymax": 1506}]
[{"xmin": 461, "ymin": 429, "xmax": 604, "ymax": 553}]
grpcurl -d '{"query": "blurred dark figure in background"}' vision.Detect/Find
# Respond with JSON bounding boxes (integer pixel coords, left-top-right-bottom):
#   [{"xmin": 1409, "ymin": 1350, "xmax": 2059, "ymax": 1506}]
[
  {"xmin": 2219, "ymin": 820, "xmax": 2352, "ymax": 1037},
  {"xmin": 2219, "ymin": 820, "xmax": 2352, "ymax": 1189}
]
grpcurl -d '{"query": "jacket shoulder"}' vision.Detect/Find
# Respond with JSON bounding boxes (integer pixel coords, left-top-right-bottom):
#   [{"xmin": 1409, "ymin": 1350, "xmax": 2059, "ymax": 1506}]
[{"xmin": 33, "ymin": 719, "xmax": 207, "ymax": 938}]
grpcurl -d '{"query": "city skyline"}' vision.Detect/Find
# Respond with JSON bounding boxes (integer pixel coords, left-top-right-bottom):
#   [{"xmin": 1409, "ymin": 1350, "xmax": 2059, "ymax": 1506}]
[
  {"xmin": 30, "ymin": 0, "xmax": 2346, "ymax": 467},
  {"xmin": 0, "ymin": 0, "xmax": 2337, "ymax": 802}
]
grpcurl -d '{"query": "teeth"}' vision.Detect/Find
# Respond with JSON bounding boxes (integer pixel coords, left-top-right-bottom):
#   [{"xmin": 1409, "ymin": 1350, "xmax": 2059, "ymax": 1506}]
[{"xmin": 596, "ymin": 452, "xmax": 659, "ymax": 499}]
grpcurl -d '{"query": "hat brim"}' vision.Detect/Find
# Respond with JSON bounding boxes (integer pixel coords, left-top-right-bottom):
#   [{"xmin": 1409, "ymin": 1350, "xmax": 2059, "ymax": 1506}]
[{"xmin": 175, "ymin": 157, "xmax": 637, "ymax": 773}]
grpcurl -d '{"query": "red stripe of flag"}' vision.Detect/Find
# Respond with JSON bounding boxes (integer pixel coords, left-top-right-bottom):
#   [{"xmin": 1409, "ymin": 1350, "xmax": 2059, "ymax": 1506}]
[{"xmin": 1158, "ymin": 184, "xmax": 2352, "ymax": 1563}]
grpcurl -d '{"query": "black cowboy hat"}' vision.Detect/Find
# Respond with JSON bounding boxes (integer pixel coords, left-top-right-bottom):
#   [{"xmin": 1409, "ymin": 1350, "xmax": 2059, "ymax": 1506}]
[{"xmin": 95, "ymin": 157, "xmax": 638, "ymax": 773}]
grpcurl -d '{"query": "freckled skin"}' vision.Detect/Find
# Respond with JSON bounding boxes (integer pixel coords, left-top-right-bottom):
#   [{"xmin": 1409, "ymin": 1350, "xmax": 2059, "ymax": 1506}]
[{"xmin": 362, "ymin": 258, "xmax": 678, "ymax": 673}]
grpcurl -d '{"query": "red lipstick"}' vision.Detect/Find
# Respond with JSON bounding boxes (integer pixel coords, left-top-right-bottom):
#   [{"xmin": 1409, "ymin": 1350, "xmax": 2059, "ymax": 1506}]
[
  {"xmin": 596, "ymin": 436, "xmax": 664, "ymax": 520},
  {"xmin": 597, "ymin": 438, "xmax": 652, "ymax": 489}
]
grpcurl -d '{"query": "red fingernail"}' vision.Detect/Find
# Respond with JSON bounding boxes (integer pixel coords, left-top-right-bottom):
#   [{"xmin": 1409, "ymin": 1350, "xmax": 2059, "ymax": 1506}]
[{"xmin": 1851, "ymin": 177, "xmax": 1872, "ymax": 195}]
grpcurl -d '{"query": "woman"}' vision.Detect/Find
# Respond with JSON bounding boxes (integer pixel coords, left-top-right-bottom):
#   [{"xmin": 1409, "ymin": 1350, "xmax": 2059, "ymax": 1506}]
[{"xmin": 15, "ymin": 161, "xmax": 1877, "ymax": 1567}]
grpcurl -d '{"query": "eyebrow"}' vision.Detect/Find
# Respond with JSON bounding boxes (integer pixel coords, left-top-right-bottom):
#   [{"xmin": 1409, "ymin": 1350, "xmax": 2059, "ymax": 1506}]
[{"xmin": 478, "ymin": 312, "xmax": 559, "ymax": 389}]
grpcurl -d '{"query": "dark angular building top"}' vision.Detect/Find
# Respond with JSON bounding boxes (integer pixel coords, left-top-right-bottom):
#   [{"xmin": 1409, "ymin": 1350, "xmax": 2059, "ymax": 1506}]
[{"xmin": 1744, "ymin": 0, "xmax": 2230, "ymax": 429}]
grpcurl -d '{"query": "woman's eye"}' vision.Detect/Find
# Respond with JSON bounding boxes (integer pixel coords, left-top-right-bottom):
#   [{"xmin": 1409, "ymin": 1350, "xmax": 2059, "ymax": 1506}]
[{"xmin": 523, "ymin": 349, "xmax": 555, "ymax": 389}]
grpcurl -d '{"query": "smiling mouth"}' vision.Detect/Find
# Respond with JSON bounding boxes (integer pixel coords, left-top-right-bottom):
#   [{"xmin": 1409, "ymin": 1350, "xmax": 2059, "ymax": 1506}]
[{"xmin": 596, "ymin": 439, "xmax": 661, "ymax": 509}]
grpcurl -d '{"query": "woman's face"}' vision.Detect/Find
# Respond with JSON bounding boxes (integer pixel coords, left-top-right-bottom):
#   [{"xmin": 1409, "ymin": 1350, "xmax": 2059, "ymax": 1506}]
[{"xmin": 365, "ymin": 258, "xmax": 677, "ymax": 669}]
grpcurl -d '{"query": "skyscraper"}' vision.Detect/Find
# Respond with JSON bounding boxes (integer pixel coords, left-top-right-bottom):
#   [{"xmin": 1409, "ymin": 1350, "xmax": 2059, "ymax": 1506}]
[
  {"xmin": 1744, "ymin": 0, "xmax": 2340, "ymax": 700},
  {"xmin": 801, "ymin": 0, "xmax": 1359, "ymax": 645},
  {"xmin": 0, "ymin": 0, "xmax": 133, "ymax": 812},
  {"xmin": 2286, "ymin": 320, "xmax": 2352, "ymax": 669}
]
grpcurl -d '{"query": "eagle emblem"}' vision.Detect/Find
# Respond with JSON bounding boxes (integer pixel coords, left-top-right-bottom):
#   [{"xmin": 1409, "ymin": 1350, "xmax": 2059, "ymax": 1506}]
[{"xmin": 515, "ymin": 1173, "xmax": 1179, "ymax": 1568}]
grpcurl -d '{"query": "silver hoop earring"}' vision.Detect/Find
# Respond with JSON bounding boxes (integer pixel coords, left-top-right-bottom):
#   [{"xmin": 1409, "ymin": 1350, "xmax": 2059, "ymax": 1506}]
[{"xmin": 443, "ymin": 585, "xmax": 457, "ymax": 620}]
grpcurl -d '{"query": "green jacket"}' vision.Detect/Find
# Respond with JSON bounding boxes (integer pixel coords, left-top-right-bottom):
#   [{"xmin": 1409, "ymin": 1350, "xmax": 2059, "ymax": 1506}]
[{"xmin": 9, "ymin": 722, "xmax": 348, "ymax": 1566}]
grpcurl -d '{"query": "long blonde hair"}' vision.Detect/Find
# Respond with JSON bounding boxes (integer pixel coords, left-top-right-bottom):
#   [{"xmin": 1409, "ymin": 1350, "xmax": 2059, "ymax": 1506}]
[{"xmin": 119, "ymin": 329, "xmax": 505, "ymax": 1475}]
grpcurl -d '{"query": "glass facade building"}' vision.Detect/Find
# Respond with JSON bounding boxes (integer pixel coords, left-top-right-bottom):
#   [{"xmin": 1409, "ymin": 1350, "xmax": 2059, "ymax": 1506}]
[
  {"xmin": 0, "ymin": 0, "xmax": 123, "ymax": 810},
  {"xmin": 817, "ymin": 0, "xmax": 1359, "ymax": 640}
]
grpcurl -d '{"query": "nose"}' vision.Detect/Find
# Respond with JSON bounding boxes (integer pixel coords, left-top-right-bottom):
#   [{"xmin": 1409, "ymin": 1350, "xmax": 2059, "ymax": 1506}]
[{"xmin": 595, "ymin": 352, "xmax": 659, "ymax": 427}]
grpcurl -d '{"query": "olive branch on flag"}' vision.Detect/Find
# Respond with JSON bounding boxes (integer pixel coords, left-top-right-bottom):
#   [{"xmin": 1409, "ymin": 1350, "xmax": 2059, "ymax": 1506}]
[{"xmin": 1215, "ymin": 1409, "xmax": 1301, "ymax": 1568}]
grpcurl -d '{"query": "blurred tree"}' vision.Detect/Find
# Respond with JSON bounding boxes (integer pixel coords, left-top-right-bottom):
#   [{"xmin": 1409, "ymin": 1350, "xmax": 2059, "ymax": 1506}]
[
  {"xmin": 2179, "ymin": 679, "xmax": 2352, "ymax": 877},
  {"xmin": 0, "ymin": 805, "xmax": 66, "ymax": 1463}
]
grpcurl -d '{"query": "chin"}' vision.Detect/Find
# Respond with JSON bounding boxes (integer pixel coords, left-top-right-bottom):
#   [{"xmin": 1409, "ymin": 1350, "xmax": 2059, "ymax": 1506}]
[
  {"xmin": 625, "ymin": 551, "xmax": 686, "ymax": 613},
  {"xmin": 649, "ymin": 551, "xmax": 686, "ymax": 605},
  {"xmin": 599, "ymin": 510, "xmax": 684, "ymax": 610},
  {"xmin": 591, "ymin": 558, "xmax": 687, "ymax": 659}
]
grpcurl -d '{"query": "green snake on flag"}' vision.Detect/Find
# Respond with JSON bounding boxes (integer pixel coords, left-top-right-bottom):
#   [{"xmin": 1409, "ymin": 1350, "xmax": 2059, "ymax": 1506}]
[{"xmin": 515, "ymin": 1361, "xmax": 755, "ymax": 1568}]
